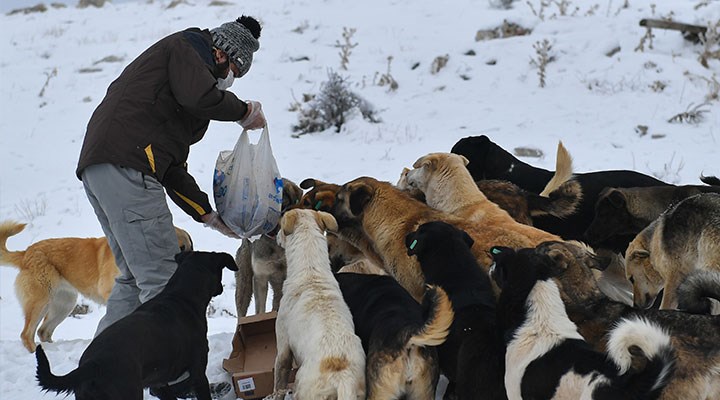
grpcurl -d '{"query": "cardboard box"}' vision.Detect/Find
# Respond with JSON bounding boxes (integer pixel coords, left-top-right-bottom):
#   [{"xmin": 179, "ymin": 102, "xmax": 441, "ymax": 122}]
[{"xmin": 223, "ymin": 312, "xmax": 296, "ymax": 399}]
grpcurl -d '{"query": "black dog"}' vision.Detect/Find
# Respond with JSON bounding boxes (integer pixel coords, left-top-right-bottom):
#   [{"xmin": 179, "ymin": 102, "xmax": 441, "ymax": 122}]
[
  {"xmin": 406, "ymin": 221, "xmax": 506, "ymax": 400},
  {"xmin": 36, "ymin": 251, "xmax": 238, "ymax": 400},
  {"xmin": 335, "ymin": 272, "xmax": 453, "ymax": 399},
  {"xmin": 450, "ymin": 135, "xmax": 675, "ymax": 253}
]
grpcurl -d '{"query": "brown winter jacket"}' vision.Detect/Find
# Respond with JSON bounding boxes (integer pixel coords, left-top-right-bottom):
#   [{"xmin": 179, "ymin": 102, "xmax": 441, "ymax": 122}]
[{"xmin": 76, "ymin": 28, "xmax": 249, "ymax": 221}]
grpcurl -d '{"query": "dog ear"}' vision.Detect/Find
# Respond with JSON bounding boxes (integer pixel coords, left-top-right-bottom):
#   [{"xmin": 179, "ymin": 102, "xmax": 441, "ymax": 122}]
[
  {"xmin": 412, "ymin": 155, "xmax": 437, "ymax": 170},
  {"xmin": 462, "ymin": 230, "xmax": 474, "ymax": 248},
  {"xmin": 175, "ymin": 251, "xmax": 191, "ymax": 265},
  {"xmin": 607, "ymin": 189, "xmax": 626, "ymax": 209},
  {"xmin": 316, "ymin": 211, "xmax": 338, "ymax": 233},
  {"xmin": 488, "ymin": 246, "xmax": 513, "ymax": 287},
  {"xmin": 456, "ymin": 154, "xmax": 470, "ymax": 167},
  {"xmin": 300, "ymin": 178, "xmax": 329, "ymax": 190},
  {"xmin": 542, "ymin": 246, "xmax": 572, "ymax": 272},
  {"xmin": 348, "ymin": 182, "xmax": 374, "ymax": 216},
  {"xmin": 588, "ymin": 252, "xmax": 612, "ymax": 271},
  {"xmin": 405, "ymin": 230, "xmax": 423, "ymax": 256},
  {"xmin": 314, "ymin": 191, "xmax": 336, "ymax": 211},
  {"xmin": 397, "ymin": 167, "xmax": 411, "ymax": 188},
  {"xmin": 281, "ymin": 210, "xmax": 299, "ymax": 236},
  {"xmin": 215, "ymin": 252, "xmax": 238, "ymax": 271},
  {"xmin": 489, "ymin": 246, "xmax": 512, "ymax": 262},
  {"xmin": 282, "ymin": 178, "xmax": 303, "ymax": 210}
]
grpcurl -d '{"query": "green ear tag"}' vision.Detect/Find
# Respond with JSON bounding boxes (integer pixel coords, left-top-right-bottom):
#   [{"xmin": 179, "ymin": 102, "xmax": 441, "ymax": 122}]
[
  {"xmin": 491, "ymin": 248, "xmax": 502, "ymax": 255},
  {"xmin": 315, "ymin": 200, "xmax": 322, "ymax": 210},
  {"xmin": 410, "ymin": 239, "xmax": 418, "ymax": 250}
]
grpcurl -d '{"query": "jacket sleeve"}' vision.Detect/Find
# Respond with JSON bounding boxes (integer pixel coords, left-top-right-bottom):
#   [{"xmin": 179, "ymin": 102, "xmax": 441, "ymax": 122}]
[
  {"xmin": 163, "ymin": 163, "xmax": 213, "ymax": 222},
  {"xmin": 167, "ymin": 37, "xmax": 249, "ymax": 121}
]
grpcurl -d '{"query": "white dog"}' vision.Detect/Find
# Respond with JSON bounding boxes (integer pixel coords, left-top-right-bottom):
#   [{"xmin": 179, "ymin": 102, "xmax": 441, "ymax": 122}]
[{"xmin": 273, "ymin": 209, "xmax": 366, "ymax": 400}]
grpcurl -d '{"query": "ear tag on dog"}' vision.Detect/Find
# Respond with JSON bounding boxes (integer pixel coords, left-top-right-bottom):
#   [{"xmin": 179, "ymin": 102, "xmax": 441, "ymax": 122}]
[
  {"xmin": 410, "ymin": 239, "xmax": 418, "ymax": 250},
  {"xmin": 315, "ymin": 200, "xmax": 322, "ymax": 210}
]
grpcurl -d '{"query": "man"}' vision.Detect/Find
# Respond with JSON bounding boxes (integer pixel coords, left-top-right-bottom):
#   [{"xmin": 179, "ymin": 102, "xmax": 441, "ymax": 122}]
[{"xmin": 76, "ymin": 15, "xmax": 265, "ymax": 398}]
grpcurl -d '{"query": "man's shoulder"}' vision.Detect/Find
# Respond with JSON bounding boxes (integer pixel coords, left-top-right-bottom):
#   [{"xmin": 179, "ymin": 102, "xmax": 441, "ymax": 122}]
[{"xmin": 181, "ymin": 28, "xmax": 212, "ymax": 42}]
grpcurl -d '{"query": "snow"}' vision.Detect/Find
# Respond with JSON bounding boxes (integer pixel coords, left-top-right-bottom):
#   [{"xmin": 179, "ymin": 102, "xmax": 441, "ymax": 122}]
[{"xmin": 0, "ymin": 0, "xmax": 718, "ymax": 398}]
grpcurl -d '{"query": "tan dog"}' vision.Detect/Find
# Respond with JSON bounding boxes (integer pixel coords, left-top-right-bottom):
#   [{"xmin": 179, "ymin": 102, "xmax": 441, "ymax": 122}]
[
  {"xmin": 398, "ymin": 142, "xmax": 581, "ymax": 227},
  {"xmin": 625, "ymin": 193, "xmax": 720, "ymax": 310},
  {"xmin": 273, "ymin": 209, "xmax": 366, "ymax": 400},
  {"xmin": 0, "ymin": 221, "xmax": 193, "ymax": 352},
  {"xmin": 402, "ymin": 152, "xmax": 563, "ymax": 245}
]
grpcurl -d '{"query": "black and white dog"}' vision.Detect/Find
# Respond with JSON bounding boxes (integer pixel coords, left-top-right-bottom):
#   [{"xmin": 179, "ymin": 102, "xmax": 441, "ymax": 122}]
[
  {"xmin": 490, "ymin": 246, "xmax": 675, "ymax": 400},
  {"xmin": 406, "ymin": 221, "xmax": 506, "ymax": 400},
  {"xmin": 35, "ymin": 251, "xmax": 238, "ymax": 400}
]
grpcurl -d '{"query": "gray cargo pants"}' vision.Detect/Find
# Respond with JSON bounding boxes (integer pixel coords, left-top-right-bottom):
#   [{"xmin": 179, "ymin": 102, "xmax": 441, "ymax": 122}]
[{"xmin": 81, "ymin": 163, "xmax": 180, "ymax": 337}]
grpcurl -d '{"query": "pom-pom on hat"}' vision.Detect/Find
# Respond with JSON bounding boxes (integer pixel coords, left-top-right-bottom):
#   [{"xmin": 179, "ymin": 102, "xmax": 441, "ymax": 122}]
[{"xmin": 211, "ymin": 16, "xmax": 261, "ymax": 78}]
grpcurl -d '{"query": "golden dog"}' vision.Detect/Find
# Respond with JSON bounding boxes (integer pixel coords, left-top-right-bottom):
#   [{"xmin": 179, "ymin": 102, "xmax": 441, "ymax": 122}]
[
  {"xmin": 0, "ymin": 221, "xmax": 193, "ymax": 352},
  {"xmin": 401, "ymin": 152, "xmax": 563, "ymax": 245},
  {"xmin": 625, "ymin": 193, "xmax": 720, "ymax": 310}
]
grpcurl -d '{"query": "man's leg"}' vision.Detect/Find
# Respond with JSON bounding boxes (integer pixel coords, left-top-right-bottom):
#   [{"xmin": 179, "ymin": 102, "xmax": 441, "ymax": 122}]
[{"xmin": 82, "ymin": 164, "xmax": 179, "ymax": 335}]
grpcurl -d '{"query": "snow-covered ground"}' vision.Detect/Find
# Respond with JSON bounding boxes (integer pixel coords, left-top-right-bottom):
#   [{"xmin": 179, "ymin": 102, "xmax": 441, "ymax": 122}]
[{"xmin": 1, "ymin": 0, "xmax": 718, "ymax": 398}]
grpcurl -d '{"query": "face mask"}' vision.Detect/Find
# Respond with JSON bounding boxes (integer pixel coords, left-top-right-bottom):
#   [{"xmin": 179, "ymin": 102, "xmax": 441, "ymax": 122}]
[{"xmin": 216, "ymin": 68, "xmax": 235, "ymax": 91}]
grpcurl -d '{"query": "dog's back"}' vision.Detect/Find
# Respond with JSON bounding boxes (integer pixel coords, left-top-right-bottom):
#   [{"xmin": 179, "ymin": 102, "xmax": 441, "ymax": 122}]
[
  {"xmin": 586, "ymin": 185, "xmax": 720, "ymax": 247},
  {"xmin": 336, "ymin": 272, "xmax": 452, "ymax": 399},
  {"xmin": 656, "ymin": 193, "xmax": 720, "ymax": 261}
]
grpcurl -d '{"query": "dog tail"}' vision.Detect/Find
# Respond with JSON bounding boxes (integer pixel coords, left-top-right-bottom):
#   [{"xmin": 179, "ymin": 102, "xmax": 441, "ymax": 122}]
[
  {"xmin": 606, "ymin": 317, "xmax": 675, "ymax": 397},
  {"xmin": 677, "ymin": 270, "xmax": 720, "ymax": 315},
  {"xmin": 700, "ymin": 175, "xmax": 720, "ymax": 186},
  {"xmin": 528, "ymin": 179, "xmax": 583, "ymax": 219},
  {"xmin": 0, "ymin": 220, "xmax": 28, "ymax": 268},
  {"xmin": 408, "ymin": 285, "xmax": 454, "ymax": 347},
  {"xmin": 35, "ymin": 344, "xmax": 88, "ymax": 395},
  {"xmin": 540, "ymin": 141, "xmax": 573, "ymax": 197}
]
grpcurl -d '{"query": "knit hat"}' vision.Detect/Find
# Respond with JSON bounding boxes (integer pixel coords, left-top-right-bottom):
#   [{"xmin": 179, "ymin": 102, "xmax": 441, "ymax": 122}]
[{"xmin": 211, "ymin": 16, "xmax": 261, "ymax": 78}]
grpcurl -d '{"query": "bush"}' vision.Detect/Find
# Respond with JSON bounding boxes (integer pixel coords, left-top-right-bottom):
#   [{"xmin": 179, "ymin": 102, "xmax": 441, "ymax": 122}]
[{"xmin": 292, "ymin": 70, "xmax": 380, "ymax": 136}]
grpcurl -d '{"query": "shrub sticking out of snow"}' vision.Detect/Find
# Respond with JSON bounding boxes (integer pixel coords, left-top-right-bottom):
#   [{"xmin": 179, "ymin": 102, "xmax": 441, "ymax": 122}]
[{"xmin": 291, "ymin": 70, "xmax": 380, "ymax": 136}]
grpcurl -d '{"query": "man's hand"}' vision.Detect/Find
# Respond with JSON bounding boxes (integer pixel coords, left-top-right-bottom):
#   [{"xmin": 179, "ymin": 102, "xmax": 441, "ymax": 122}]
[
  {"xmin": 202, "ymin": 211, "xmax": 240, "ymax": 239},
  {"xmin": 237, "ymin": 100, "xmax": 266, "ymax": 130}
]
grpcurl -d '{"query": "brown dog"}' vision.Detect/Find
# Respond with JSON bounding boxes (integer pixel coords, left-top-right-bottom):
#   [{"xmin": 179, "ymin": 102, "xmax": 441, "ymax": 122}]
[
  {"xmin": 298, "ymin": 178, "xmax": 385, "ymax": 272},
  {"xmin": 625, "ymin": 193, "xmax": 720, "ymax": 310},
  {"xmin": 0, "ymin": 221, "xmax": 193, "ymax": 353}
]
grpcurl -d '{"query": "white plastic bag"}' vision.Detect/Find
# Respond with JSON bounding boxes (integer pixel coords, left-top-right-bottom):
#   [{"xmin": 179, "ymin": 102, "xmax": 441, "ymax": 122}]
[{"xmin": 213, "ymin": 126, "xmax": 283, "ymax": 239}]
